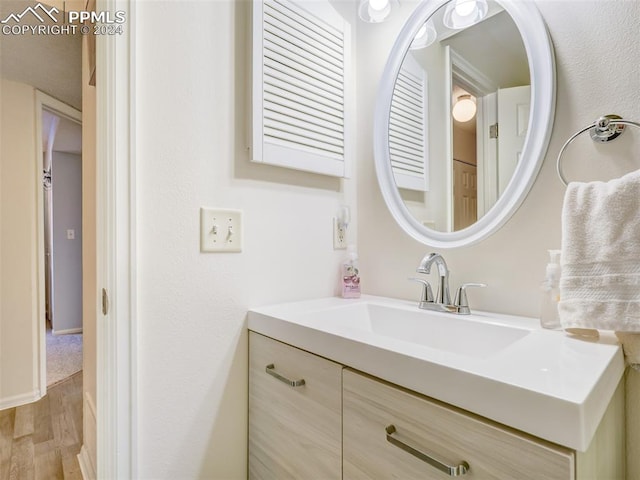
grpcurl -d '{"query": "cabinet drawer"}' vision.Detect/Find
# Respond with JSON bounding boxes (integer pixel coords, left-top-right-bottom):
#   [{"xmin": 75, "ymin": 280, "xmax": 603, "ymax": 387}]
[
  {"xmin": 343, "ymin": 369, "xmax": 575, "ymax": 480},
  {"xmin": 249, "ymin": 332, "xmax": 342, "ymax": 479}
]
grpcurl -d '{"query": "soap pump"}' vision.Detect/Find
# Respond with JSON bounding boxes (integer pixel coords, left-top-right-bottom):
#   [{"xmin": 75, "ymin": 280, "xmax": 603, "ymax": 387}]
[
  {"xmin": 341, "ymin": 244, "xmax": 361, "ymax": 299},
  {"xmin": 540, "ymin": 249, "xmax": 561, "ymax": 329}
]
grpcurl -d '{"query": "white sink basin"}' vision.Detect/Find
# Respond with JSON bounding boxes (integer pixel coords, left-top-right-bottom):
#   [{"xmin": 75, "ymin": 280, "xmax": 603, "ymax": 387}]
[
  {"xmin": 296, "ymin": 303, "xmax": 530, "ymax": 359},
  {"xmin": 248, "ymin": 295, "xmax": 624, "ymax": 452}
]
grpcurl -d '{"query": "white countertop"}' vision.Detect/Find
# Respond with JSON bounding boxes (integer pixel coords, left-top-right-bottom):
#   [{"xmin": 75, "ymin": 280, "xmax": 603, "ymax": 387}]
[{"xmin": 248, "ymin": 295, "xmax": 625, "ymax": 451}]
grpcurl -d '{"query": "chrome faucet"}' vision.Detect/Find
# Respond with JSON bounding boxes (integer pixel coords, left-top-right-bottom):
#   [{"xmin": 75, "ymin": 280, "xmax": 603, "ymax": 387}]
[
  {"xmin": 411, "ymin": 253, "xmax": 485, "ymax": 315},
  {"xmin": 417, "ymin": 253, "xmax": 451, "ymax": 305}
]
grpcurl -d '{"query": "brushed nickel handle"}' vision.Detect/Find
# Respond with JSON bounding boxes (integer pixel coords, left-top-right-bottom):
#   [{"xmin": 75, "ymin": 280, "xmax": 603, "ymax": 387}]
[
  {"xmin": 408, "ymin": 277, "xmax": 434, "ymax": 303},
  {"xmin": 453, "ymin": 283, "xmax": 486, "ymax": 315},
  {"xmin": 265, "ymin": 364, "xmax": 305, "ymax": 387},
  {"xmin": 385, "ymin": 425, "xmax": 469, "ymax": 477}
]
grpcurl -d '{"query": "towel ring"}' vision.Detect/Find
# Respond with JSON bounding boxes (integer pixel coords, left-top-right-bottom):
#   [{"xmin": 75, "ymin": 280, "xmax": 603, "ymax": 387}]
[{"xmin": 556, "ymin": 115, "xmax": 640, "ymax": 186}]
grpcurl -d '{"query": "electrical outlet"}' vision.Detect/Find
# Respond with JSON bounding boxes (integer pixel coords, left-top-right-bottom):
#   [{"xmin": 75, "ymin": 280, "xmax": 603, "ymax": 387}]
[
  {"xmin": 67, "ymin": 229, "xmax": 75, "ymax": 240},
  {"xmin": 333, "ymin": 217, "xmax": 347, "ymax": 250},
  {"xmin": 200, "ymin": 208, "xmax": 243, "ymax": 253}
]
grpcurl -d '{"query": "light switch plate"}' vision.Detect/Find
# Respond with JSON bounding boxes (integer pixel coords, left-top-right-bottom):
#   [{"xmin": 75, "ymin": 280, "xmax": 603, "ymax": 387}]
[{"xmin": 200, "ymin": 208, "xmax": 243, "ymax": 253}]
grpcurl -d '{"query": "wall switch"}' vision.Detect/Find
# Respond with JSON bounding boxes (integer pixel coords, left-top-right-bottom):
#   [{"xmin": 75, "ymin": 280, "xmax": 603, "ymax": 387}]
[
  {"xmin": 200, "ymin": 208, "xmax": 243, "ymax": 253},
  {"xmin": 333, "ymin": 217, "xmax": 347, "ymax": 250},
  {"xmin": 67, "ymin": 229, "xmax": 75, "ymax": 240}
]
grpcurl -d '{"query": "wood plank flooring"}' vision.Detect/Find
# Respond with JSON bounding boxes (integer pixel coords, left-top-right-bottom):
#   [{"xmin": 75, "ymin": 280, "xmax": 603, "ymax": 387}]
[{"xmin": 0, "ymin": 372, "xmax": 83, "ymax": 480}]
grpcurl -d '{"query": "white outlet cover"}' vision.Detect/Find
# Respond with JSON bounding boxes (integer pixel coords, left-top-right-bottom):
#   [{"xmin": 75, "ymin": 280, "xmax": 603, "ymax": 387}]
[
  {"xmin": 333, "ymin": 217, "xmax": 347, "ymax": 250},
  {"xmin": 200, "ymin": 208, "xmax": 243, "ymax": 253}
]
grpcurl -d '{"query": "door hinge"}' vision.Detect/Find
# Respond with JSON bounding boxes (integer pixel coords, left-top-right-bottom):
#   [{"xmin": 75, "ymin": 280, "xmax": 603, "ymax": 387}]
[
  {"xmin": 102, "ymin": 288, "xmax": 109, "ymax": 315},
  {"xmin": 489, "ymin": 123, "xmax": 499, "ymax": 139}
]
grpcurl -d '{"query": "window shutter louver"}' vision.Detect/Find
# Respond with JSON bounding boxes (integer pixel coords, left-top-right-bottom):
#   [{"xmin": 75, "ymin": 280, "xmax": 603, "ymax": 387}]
[
  {"xmin": 252, "ymin": 0, "xmax": 351, "ymax": 177},
  {"xmin": 389, "ymin": 54, "xmax": 429, "ymax": 191}
]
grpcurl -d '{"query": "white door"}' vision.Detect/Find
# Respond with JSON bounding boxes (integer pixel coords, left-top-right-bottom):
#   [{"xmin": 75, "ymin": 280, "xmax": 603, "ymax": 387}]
[
  {"xmin": 497, "ymin": 85, "xmax": 530, "ymax": 194},
  {"xmin": 453, "ymin": 159, "xmax": 477, "ymax": 231}
]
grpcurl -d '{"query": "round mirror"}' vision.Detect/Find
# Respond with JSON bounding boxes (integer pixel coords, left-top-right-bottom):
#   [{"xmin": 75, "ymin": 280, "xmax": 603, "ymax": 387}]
[{"xmin": 374, "ymin": 0, "xmax": 555, "ymax": 248}]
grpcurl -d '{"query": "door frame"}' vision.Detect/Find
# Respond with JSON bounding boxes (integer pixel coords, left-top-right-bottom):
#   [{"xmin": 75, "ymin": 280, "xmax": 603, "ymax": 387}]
[
  {"xmin": 34, "ymin": 92, "xmax": 83, "ymax": 397},
  {"xmin": 96, "ymin": 0, "xmax": 136, "ymax": 477},
  {"xmin": 447, "ymin": 47, "xmax": 498, "ymax": 224}
]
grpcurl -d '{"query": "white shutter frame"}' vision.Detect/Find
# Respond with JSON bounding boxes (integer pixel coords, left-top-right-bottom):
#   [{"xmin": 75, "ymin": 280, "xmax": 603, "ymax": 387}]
[
  {"xmin": 252, "ymin": 0, "xmax": 351, "ymax": 178},
  {"xmin": 390, "ymin": 53, "xmax": 429, "ymax": 191}
]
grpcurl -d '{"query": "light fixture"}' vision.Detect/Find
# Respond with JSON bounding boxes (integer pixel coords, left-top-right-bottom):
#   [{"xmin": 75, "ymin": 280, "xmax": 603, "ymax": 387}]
[
  {"xmin": 358, "ymin": 0, "xmax": 398, "ymax": 23},
  {"xmin": 443, "ymin": 0, "xmax": 488, "ymax": 30},
  {"xmin": 410, "ymin": 19, "xmax": 437, "ymax": 50},
  {"xmin": 452, "ymin": 94, "xmax": 476, "ymax": 122}
]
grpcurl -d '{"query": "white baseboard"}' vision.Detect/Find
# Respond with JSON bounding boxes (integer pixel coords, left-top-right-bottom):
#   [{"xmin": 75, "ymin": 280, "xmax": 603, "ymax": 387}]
[
  {"xmin": 0, "ymin": 389, "xmax": 41, "ymax": 411},
  {"xmin": 52, "ymin": 327, "xmax": 83, "ymax": 335},
  {"xmin": 77, "ymin": 446, "xmax": 96, "ymax": 480}
]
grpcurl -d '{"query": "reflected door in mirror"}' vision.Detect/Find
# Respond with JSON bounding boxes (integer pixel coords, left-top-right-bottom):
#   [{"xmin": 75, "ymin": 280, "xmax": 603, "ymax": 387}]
[{"xmin": 453, "ymin": 159, "xmax": 477, "ymax": 230}]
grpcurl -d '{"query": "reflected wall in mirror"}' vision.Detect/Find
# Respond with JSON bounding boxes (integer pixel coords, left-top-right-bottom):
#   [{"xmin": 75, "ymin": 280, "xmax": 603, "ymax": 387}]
[
  {"xmin": 375, "ymin": 0, "xmax": 555, "ymax": 248},
  {"xmin": 391, "ymin": 0, "xmax": 529, "ymax": 232}
]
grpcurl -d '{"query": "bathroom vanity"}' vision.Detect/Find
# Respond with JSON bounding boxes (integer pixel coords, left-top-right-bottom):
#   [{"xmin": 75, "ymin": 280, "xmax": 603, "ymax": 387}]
[{"xmin": 248, "ymin": 296, "xmax": 625, "ymax": 479}]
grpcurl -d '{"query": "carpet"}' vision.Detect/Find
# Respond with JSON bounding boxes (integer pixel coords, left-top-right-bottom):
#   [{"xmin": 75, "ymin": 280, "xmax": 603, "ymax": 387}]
[{"xmin": 46, "ymin": 328, "xmax": 83, "ymax": 387}]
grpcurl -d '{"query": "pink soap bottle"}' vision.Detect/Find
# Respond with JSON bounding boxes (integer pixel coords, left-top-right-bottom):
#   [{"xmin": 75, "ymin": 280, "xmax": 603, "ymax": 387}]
[{"xmin": 341, "ymin": 244, "xmax": 361, "ymax": 299}]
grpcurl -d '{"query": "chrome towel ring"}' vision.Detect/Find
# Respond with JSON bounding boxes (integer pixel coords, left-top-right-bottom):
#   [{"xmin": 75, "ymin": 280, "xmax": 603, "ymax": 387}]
[{"xmin": 556, "ymin": 115, "xmax": 640, "ymax": 186}]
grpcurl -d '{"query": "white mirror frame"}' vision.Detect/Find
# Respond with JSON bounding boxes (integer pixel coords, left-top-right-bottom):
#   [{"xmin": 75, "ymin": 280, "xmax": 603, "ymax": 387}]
[{"xmin": 374, "ymin": 0, "xmax": 556, "ymax": 248}]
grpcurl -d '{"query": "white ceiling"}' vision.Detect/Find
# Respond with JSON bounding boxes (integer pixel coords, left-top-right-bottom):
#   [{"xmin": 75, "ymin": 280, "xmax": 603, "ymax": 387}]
[
  {"xmin": 0, "ymin": 1, "xmax": 82, "ymax": 110},
  {"xmin": 443, "ymin": 10, "xmax": 530, "ymax": 89}
]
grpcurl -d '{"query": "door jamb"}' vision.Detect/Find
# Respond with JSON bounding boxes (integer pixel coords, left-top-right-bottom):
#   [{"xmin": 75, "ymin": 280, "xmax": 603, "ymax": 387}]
[{"xmin": 96, "ymin": 0, "xmax": 136, "ymax": 477}]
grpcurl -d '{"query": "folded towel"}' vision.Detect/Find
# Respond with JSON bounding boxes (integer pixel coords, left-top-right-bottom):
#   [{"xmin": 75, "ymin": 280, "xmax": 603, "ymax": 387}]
[{"xmin": 559, "ymin": 169, "xmax": 640, "ymax": 332}]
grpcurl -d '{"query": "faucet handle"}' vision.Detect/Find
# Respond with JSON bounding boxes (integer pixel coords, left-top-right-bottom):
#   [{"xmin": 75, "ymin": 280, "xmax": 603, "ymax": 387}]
[
  {"xmin": 453, "ymin": 283, "xmax": 486, "ymax": 314},
  {"xmin": 408, "ymin": 277, "xmax": 434, "ymax": 303}
]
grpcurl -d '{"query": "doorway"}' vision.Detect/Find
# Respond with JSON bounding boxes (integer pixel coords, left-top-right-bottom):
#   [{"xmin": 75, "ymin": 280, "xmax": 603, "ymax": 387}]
[
  {"xmin": 1, "ymin": 0, "xmax": 133, "ymax": 475},
  {"xmin": 41, "ymin": 105, "xmax": 83, "ymax": 387},
  {"xmin": 452, "ymin": 83, "xmax": 478, "ymax": 231}
]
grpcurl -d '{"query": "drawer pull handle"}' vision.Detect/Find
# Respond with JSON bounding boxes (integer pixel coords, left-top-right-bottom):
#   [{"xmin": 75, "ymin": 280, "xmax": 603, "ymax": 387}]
[
  {"xmin": 265, "ymin": 364, "xmax": 306, "ymax": 387},
  {"xmin": 385, "ymin": 425, "xmax": 469, "ymax": 477}
]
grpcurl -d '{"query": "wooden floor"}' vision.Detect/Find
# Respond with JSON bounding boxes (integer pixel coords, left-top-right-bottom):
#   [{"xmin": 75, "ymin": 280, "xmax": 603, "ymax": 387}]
[{"xmin": 0, "ymin": 372, "xmax": 83, "ymax": 480}]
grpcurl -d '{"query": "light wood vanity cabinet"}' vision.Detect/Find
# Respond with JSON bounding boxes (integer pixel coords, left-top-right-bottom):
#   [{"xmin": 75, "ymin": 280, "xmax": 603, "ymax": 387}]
[
  {"xmin": 343, "ymin": 369, "xmax": 574, "ymax": 480},
  {"xmin": 249, "ymin": 334, "xmax": 624, "ymax": 480},
  {"xmin": 248, "ymin": 332, "xmax": 342, "ymax": 479}
]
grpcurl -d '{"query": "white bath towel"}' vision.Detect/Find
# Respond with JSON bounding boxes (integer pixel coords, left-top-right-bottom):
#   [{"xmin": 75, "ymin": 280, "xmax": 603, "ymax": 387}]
[{"xmin": 559, "ymin": 168, "xmax": 640, "ymax": 332}]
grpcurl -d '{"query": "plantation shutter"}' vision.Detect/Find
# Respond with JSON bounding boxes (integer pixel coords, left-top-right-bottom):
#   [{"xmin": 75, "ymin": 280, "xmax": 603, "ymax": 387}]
[
  {"xmin": 389, "ymin": 53, "xmax": 429, "ymax": 191},
  {"xmin": 252, "ymin": 0, "xmax": 351, "ymax": 177}
]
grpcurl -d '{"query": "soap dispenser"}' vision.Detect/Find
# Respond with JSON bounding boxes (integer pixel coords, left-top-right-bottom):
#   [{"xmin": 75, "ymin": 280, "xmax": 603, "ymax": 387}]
[
  {"xmin": 341, "ymin": 244, "xmax": 361, "ymax": 299},
  {"xmin": 540, "ymin": 249, "xmax": 561, "ymax": 329}
]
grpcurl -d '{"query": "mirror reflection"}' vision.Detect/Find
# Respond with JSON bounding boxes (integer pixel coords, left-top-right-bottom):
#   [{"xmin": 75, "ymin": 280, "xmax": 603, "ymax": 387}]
[{"xmin": 390, "ymin": 0, "xmax": 529, "ymax": 232}]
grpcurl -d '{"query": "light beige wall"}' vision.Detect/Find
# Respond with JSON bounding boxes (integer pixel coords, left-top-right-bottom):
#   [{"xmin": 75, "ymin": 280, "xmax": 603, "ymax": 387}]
[
  {"xmin": 81, "ymin": 30, "xmax": 97, "ymax": 474},
  {"xmin": 134, "ymin": 1, "xmax": 357, "ymax": 478},
  {"xmin": 357, "ymin": 1, "xmax": 640, "ymax": 477},
  {"xmin": 0, "ymin": 81, "xmax": 2, "ymax": 405},
  {"xmin": 0, "ymin": 79, "xmax": 39, "ymax": 405}
]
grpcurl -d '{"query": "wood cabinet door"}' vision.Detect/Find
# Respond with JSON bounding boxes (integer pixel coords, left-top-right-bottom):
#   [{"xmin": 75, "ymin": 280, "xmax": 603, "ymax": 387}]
[
  {"xmin": 343, "ymin": 369, "xmax": 575, "ymax": 480},
  {"xmin": 249, "ymin": 332, "xmax": 342, "ymax": 479}
]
